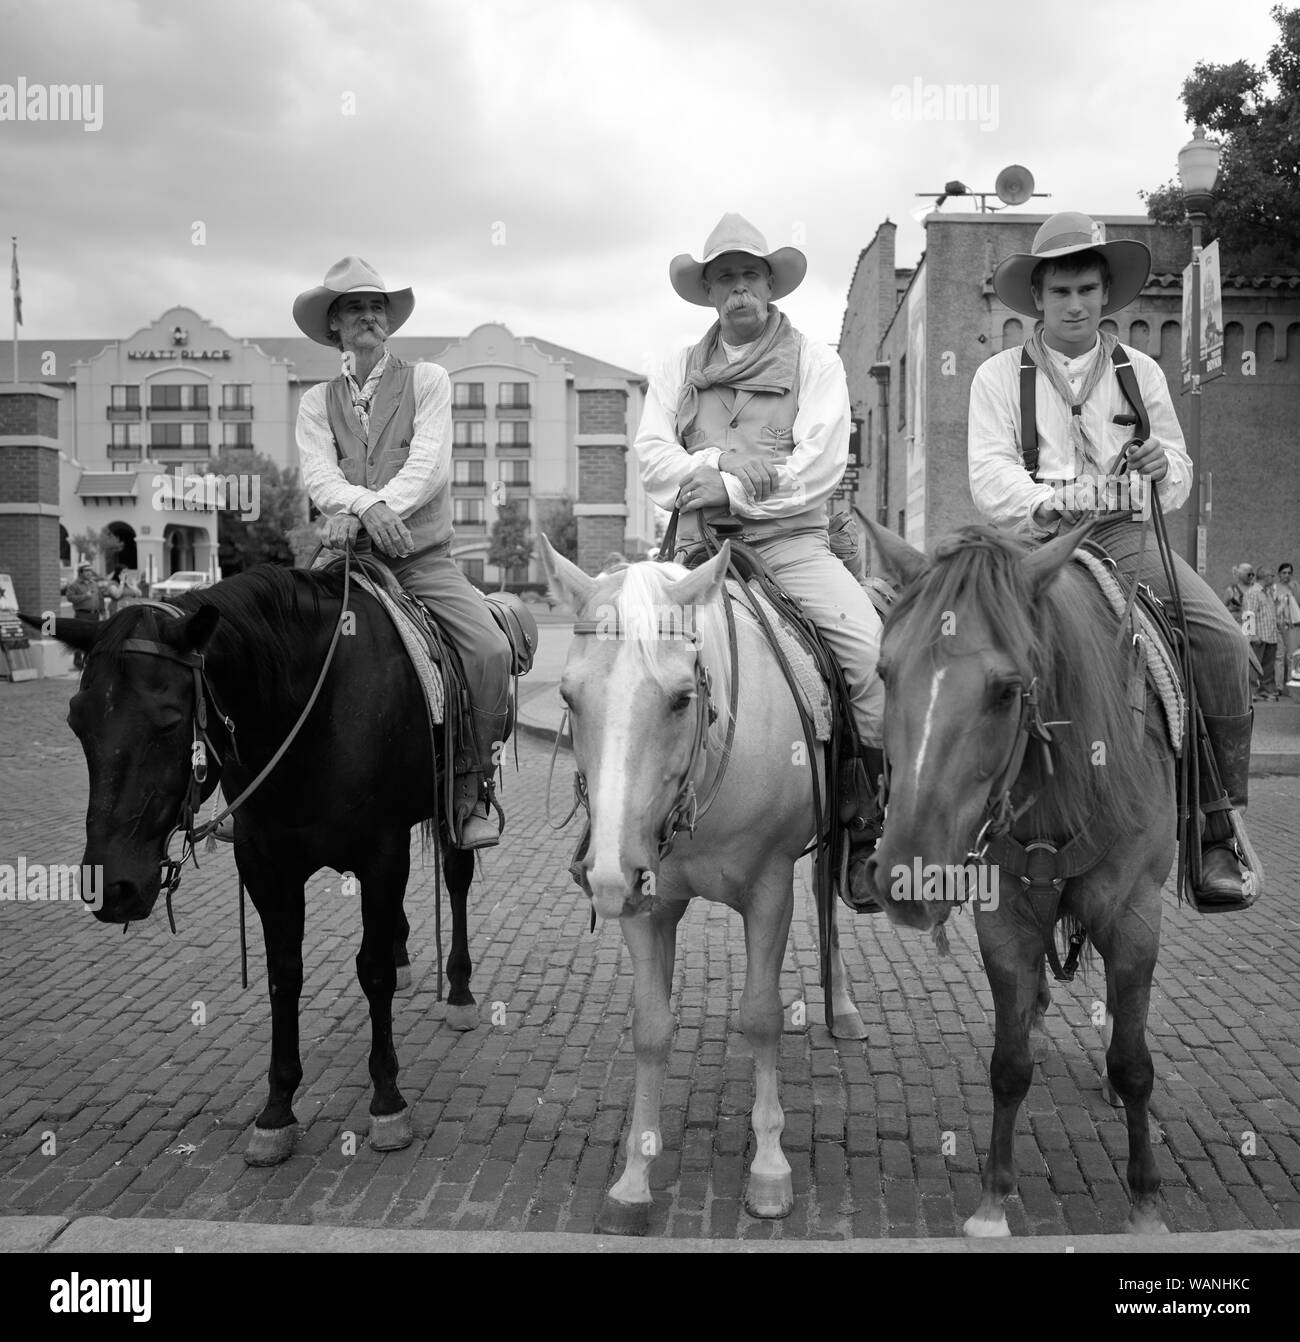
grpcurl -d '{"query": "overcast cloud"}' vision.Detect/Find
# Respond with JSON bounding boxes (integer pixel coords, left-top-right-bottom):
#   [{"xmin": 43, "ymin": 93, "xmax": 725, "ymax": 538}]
[{"xmin": 1, "ymin": 0, "xmax": 1285, "ymax": 372}]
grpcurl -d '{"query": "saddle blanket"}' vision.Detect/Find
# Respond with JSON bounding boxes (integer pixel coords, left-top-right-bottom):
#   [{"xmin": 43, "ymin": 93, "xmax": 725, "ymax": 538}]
[{"xmin": 726, "ymin": 578, "xmax": 832, "ymax": 741}]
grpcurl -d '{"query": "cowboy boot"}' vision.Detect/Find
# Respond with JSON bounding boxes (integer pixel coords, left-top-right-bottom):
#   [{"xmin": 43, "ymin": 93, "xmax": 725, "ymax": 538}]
[
  {"xmin": 454, "ymin": 770, "xmax": 502, "ymax": 850},
  {"xmin": 1196, "ymin": 711, "xmax": 1256, "ymax": 911},
  {"xmin": 844, "ymin": 747, "xmax": 886, "ymax": 914}
]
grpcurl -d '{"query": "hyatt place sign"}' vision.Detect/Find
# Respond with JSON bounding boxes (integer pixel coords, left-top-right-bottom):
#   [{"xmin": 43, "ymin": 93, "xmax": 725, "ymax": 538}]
[{"xmin": 127, "ymin": 349, "xmax": 232, "ymax": 361}]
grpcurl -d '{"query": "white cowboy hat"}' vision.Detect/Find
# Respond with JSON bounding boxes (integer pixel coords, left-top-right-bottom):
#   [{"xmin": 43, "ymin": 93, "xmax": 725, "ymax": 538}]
[
  {"xmin": 293, "ymin": 256, "xmax": 415, "ymax": 346},
  {"xmin": 669, "ymin": 213, "xmax": 807, "ymax": 306},
  {"xmin": 993, "ymin": 211, "xmax": 1151, "ymax": 318}
]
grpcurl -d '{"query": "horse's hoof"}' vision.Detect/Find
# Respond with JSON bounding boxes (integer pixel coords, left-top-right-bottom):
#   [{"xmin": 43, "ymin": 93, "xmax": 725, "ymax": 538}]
[
  {"xmin": 394, "ymin": 964, "xmax": 412, "ymax": 992},
  {"xmin": 745, "ymin": 1172, "xmax": 794, "ymax": 1219},
  {"xmin": 963, "ymin": 1211, "xmax": 1011, "ymax": 1238},
  {"xmin": 445, "ymin": 1003, "xmax": 478, "ymax": 1032},
  {"xmin": 369, "ymin": 1109, "xmax": 413, "ymax": 1152},
  {"xmin": 1102, "ymin": 1077, "xmax": 1122, "ymax": 1106},
  {"xmin": 595, "ymin": 1197, "xmax": 650, "ymax": 1236},
  {"xmin": 1030, "ymin": 1028, "xmax": 1050, "ymax": 1064},
  {"xmin": 244, "ymin": 1123, "xmax": 298, "ymax": 1167},
  {"xmin": 1127, "ymin": 1209, "xmax": 1168, "ymax": 1235},
  {"xmin": 831, "ymin": 1011, "xmax": 868, "ymax": 1041}
]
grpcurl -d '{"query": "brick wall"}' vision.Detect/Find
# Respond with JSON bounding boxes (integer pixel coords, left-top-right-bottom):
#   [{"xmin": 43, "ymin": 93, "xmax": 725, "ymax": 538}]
[
  {"xmin": 0, "ymin": 388, "xmax": 63, "ymax": 617},
  {"xmin": 577, "ymin": 389, "xmax": 627, "ymax": 434},
  {"xmin": 577, "ymin": 444, "xmax": 626, "ymax": 505},
  {"xmin": 577, "ymin": 516, "xmax": 627, "ymax": 574}
]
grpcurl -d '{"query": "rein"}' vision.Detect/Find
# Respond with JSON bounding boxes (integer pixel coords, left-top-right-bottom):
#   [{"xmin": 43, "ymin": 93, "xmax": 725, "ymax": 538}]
[{"xmin": 118, "ymin": 552, "xmax": 356, "ymax": 980}]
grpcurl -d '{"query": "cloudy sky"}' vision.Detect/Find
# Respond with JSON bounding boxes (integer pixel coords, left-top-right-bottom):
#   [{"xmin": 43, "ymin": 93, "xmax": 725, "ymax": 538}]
[{"xmin": 2, "ymin": 0, "xmax": 1284, "ymax": 373}]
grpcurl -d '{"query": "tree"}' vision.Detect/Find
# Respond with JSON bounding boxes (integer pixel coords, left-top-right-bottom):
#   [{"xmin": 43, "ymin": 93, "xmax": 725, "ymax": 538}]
[
  {"xmin": 202, "ymin": 449, "xmax": 307, "ymax": 575},
  {"xmin": 537, "ymin": 493, "xmax": 578, "ymax": 563},
  {"xmin": 487, "ymin": 501, "xmax": 533, "ymax": 590},
  {"xmin": 71, "ymin": 527, "xmax": 122, "ymax": 571},
  {"xmin": 1140, "ymin": 5, "xmax": 1300, "ymax": 270}
]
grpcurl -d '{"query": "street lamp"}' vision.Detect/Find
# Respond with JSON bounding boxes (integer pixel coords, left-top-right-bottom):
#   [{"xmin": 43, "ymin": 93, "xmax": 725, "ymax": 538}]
[{"xmin": 1177, "ymin": 125, "xmax": 1221, "ymax": 570}]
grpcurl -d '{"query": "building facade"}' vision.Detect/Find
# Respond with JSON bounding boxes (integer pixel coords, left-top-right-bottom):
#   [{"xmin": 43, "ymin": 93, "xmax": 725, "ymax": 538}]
[
  {"xmin": 10, "ymin": 311, "xmax": 652, "ymax": 590},
  {"xmin": 840, "ymin": 215, "xmax": 1300, "ymax": 593}
]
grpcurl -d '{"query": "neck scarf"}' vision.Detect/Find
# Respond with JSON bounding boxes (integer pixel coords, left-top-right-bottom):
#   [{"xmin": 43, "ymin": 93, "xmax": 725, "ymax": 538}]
[
  {"xmin": 343, "ymin": 348, "xmax": 390, "ymax": 436},
  {"xmin": 1023, "ymin": 324, "xmax": 1118, "ymax": 476},
  {"xmin": 675, "ymin": 307, "xmax": 797, "ymax": 448}
]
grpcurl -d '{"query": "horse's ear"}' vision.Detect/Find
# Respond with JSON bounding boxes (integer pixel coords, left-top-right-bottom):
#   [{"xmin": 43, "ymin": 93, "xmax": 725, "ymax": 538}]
[
  {"xmin": 538, "ymin": 533, "xmax": 597, "ymax": 614},
  {"xmin": 1020, "ymin": 517, "xmax": 1100, "ymax": 595},
  {"xmin": 667, "ymin": 541, "xmax": 730, "ymax": 609},
  {"xmin": 18, "ymin": 611, "xmax": 101, "ymax": 651},
  {"xmin": 862, "ymin": 516, "xmax": 928, "ymax": 587},
  {"xmin": 178, "ymin": 604, "xmax": 220, "ymax": 653}
]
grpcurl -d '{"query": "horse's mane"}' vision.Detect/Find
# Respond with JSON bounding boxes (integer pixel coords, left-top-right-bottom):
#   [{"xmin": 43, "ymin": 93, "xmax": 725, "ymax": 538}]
[
  {"xmin": 596, "ymin": 561, "xmax": 734, "ymax": 752},
  {"xmin": 886, "ymin": 526, "xmax": 1153, "ymax": 839},
  {"xmin": 95, "ymin": 565, "xmax": 346, "ymax": 703}
]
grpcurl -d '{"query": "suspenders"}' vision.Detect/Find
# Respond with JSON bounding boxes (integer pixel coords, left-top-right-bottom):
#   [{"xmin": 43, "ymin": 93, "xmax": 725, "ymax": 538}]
[{"xmin": 1018, "ymin": 346, "xmax": 1151, "ymax": 481}]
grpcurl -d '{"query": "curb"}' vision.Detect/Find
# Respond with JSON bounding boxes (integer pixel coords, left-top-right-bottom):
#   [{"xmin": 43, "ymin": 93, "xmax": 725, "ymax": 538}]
[{"xmin": 4, "ymin": 1215, "xmax": 1299, "ymax": 1254}]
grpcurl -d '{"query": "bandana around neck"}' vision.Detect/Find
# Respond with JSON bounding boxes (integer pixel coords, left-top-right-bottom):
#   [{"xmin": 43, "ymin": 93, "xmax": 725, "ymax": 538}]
[
  {"xmin": 675, "ymin": 307, "xmax": 797, "ymax": 448},
  {"xmin": 1022, "ymin": 324, "xmax": 1119, "ymax": 476}
]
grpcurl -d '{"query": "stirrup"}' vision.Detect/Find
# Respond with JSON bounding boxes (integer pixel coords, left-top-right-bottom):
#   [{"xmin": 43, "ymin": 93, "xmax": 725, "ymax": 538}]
[
  {"xmin": 453, "ymin": 774, "xmax": 505, "ymax": 850},
  {"xmin": 1190, "ymin": 841, "xmax": 1258, "ymax": 915}
]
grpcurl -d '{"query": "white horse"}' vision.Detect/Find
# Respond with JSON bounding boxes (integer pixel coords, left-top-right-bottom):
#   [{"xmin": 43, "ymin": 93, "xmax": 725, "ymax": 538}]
[{"xmin": 541, "ymin": 537, "xmax": 865, "ymax": 1235}]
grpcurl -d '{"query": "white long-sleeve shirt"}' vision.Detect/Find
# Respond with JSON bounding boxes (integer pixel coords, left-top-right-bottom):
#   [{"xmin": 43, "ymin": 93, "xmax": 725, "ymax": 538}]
[
  {"xmin": 968, "ymin": 339, "xmax": 1192, "ymax": 536},
  {"xmin": 296, "ymin": 355, "xmax": 453, "ymax": 519},
  {"xmin": 635, "ymin": 331, "xmax": 850, "ymax": 519}
]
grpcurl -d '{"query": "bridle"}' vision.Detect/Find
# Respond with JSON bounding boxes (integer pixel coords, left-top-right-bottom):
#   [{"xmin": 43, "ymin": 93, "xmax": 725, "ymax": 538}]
[
  {"xmin": 106, "ymin": 552, "xmax": 356, "ymax": 931},
  {"xmin": 560, "ymin": 598, "xmax": 739, "ymax": 862}
]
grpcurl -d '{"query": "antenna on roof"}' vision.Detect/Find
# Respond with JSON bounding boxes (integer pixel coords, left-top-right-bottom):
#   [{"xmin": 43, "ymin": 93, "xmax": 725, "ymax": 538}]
[{"xmin": 914, "ymin": 167, "xmax": 1050, "ymax": 214}]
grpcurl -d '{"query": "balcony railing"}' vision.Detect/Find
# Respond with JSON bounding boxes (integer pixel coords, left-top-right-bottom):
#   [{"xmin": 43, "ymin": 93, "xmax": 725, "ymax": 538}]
[
  {"xmin": 496, "ymin": 440, "xmax": 531, "ymax": 452},
  {"xmin": 147, "ymin": 406, "xmax": 211, "ymax": 421},
  {"xmin": 495, "ymin": 404, "xmax": 531, "ymax": 419},
  {"xmin": 218, "ymin": 405, "xmax": 254, "ymax": 421},
  {"xmin": 107, "ymin": 443, "xmax": 142, "ymax": 459},
  {"xmin": 107, "ymin": 406, "xmax": 141, "ymax": 422}
]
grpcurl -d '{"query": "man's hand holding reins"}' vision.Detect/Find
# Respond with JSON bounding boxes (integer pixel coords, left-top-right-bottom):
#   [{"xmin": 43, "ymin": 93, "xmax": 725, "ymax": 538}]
[
  {"xmin": 1122, "ymin": 439, "xmax": 1169, "ymax": 481},
  {"xmin": 719, "ymin": 447, "xmax": 783, "ymax": 501},
  {"xmin": 677, "ymin": 466, "xmax": 729, "ymax": 512},
  {"xmin": 324, "ymin": 513, "xmax": 362, "ymax": 550},
  {"xmin": 360, "ymin": 500, "xmax": 415, "ymax": 557}
]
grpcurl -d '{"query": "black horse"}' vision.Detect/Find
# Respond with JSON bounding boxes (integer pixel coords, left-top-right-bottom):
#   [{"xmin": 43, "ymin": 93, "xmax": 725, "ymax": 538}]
[{"xmin": 36, "ymin": 564, "xmax": 479, "ymax": 1166}]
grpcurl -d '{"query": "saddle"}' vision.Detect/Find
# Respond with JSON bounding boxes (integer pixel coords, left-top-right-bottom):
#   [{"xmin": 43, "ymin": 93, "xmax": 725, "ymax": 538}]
[{"xmin": 313, "ymin": 551, "xmax": 538, "ymax": 836}]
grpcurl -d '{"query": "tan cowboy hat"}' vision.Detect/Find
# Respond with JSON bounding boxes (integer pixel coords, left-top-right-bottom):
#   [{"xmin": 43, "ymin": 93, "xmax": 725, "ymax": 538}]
[
  {"xmin": 993, "ymin": 211, "xmax": 1151, "ymax": 318},
  {"xmin": 293, "ymin": 256, "xmax": 415, "ymax": 346},
  {"xmin": 669, "ymin": 213, "xmax": 807, "ymax": 306}
]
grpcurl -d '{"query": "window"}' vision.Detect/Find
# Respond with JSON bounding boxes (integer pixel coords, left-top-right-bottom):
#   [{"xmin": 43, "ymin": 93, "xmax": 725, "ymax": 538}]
[
  {"xmin": 149, "ymin": 383, "xmax": 209, "ymax": 410},
  {"xmin": 498, "ymin": 382, "xmax": 530, "ymax": 409},
  {"xmin": 222, "ymin": 422, "xmax": 253, "ymax": 448},
  {"xmin": 151, "ymin": 423, "xmax": 209, "ymax": 447},
  {"xmin": 453, "ymin": 421, "xmax": 485, "ymax": 447},
  {"xmin": 453, "ymin": 382, "xmax": 485, "ymax": 408},
  {"xmin": 111, "ymin": 423, "xmax": 141, "ymax": 446},
  {"xmin": 461, "ymin": 558, "xmax": 485, "ymax": 584},
  {"xmin": 500, "ymin": 459, "xmax": 530, "ymax": 486},
  {"xmin": 453, "ymin": 499, "xmax": 485, "ymax": 525},
  {"xmin": 498, "ymin": 421, "xmax": 530, "ymax": 446},
  {"xmin": 453, "ymin": 459, "xmax": 485, "ymax": 485},
  {"xmin": 111, "ymin": 385, "xmax": 140, "ymax": 409},
  {"xmin": 897, "ymin": 355, "xmax": 906, "ymax": 429},
  {"xmin": 865, "ymin": 409, "xmax": 873, "ymax": 468},
  {"xmin": 222, "ymin": 384, "xmax": 252, "ymax": 409}
]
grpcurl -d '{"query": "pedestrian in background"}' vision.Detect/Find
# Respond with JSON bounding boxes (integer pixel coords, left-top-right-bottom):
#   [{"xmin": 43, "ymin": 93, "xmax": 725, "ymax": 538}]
[
  {"xmin": 1224, "ymin": 563, "xmax": 1252, "ymax": 621},
  {"xmin": 65, "ymin": 561, "xmax": 104, "ymax": 670},
  {"xmin": 1240, "ymin": 567, "xmax": 1279, "ymax": 702},
  {"xmin": 1274, "ymin": 561, "xmax": 1299, "ymax": 695}
]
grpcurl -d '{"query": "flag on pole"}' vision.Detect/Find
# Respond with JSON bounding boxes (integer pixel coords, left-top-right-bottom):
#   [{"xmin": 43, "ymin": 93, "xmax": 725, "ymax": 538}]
[{"xmin": 10, "ymin": 239, "xmax": 21, "ymax": 327}]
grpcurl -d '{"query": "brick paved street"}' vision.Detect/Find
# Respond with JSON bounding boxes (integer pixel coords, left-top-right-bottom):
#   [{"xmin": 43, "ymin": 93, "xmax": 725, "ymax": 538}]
[{"xmin": 2, "ymin": 674, "xmax": 1298, "ymax": 1240}]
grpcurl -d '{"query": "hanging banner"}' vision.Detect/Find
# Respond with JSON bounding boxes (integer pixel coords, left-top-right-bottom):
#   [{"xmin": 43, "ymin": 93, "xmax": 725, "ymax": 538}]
[{"xmin": 1200, "ymin": 239, "xmax": 1224, "ymax": 383}]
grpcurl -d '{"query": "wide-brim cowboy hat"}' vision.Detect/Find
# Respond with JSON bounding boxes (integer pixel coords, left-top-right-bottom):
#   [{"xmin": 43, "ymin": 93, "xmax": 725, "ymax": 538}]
[
  {"xmin": 293, "ymin": 256, "xmax": 415, "ymax": 346},
  {"xmin": 993, "ymin": 212, "xmax": 1151, "ymax": 318},
  {"xmin": 669, "ymin": 213, "xmax": 807, "ymax": 306}
]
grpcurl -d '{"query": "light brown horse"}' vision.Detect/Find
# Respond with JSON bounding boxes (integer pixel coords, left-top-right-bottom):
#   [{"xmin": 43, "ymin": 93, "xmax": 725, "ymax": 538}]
[
  {"xmin": 541, "ymin": 537, "xmax": 865, "ymax": 1234},
  {"xmin": 865, "ymin": 521, "xmax": 1173, "ymax": 1237}
]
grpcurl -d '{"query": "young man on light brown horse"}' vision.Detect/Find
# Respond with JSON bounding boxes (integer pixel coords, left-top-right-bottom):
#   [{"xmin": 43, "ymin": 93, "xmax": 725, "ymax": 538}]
[{"xmin": 968, "ymin": 212, "xmax": 1255, "ymax": 910}]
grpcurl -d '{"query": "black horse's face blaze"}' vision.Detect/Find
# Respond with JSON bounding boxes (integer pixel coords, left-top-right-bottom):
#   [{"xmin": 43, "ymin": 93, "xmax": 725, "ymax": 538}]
[{"xmin": 66, "ymin": 612, "xmax": 214, "ymax": 923}]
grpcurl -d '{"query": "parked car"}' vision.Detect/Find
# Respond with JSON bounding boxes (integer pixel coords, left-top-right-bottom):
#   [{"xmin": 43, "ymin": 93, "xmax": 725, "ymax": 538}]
[{"xmin": 150, "ymin": 570, "xmax": 213, "ymax": 600}]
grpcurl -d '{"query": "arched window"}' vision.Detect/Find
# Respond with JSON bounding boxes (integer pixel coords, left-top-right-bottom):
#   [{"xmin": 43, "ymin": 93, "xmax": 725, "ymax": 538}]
[
  {"xmin": 1127, "ymin": 320, "xmax": 1149, "ymax": 353},
  {"xmin": 1100, "ymin": 319, "xmax": 1119, "ymax": 338},
  {"xmin": 1224, "ymin": 321, "xmax": 1245, "ymax": 373},
  {"xmin": 1001, "ymin": 318, "xmax": 1023, "ymax": 349},
  {"xmin": 1255, "ymin": 321, "xmax": 1276, "ymax": 364}
]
